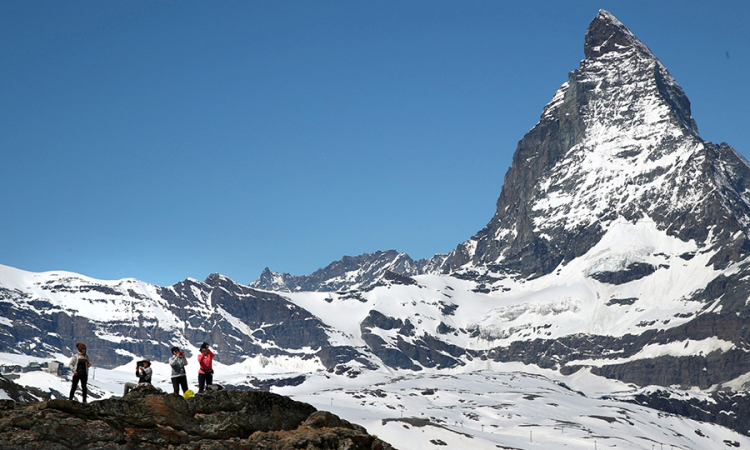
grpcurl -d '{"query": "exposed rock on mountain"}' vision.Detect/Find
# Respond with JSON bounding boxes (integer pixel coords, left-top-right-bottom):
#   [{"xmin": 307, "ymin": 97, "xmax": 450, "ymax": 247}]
[
  {"xmin": 619, "ymin": 388, "xmax": 750, "ymax": 437},
  {"xmin": 0, "ymin": 374, "xmax": 42, "ymax": 402},
  {"xmin": 0, "ymin": 386, "xmax": 394, "ymax": 450}
]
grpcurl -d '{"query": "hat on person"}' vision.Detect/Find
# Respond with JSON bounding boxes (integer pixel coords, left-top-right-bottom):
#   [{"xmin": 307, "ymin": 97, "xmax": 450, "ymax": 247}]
[
  {"xmin": 141, "ymin": 359, "xmax": 150, "ymax": 365},
  {"xmin": 76, "ymin": 343, "xmax": 86, "ymax": 351},
  {"xmin": 200, "ymin": 342, "xmax": 209, "ymax": 350}
]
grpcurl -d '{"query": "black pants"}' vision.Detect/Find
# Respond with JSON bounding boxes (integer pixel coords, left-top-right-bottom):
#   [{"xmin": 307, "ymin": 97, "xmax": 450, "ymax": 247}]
[
  {"xmin": 198, "ymin": 372, "xmax": 213, "ymax": 392},
  {"xmin": 69, "ymin": 374, "xmax": 88, "ymax": 403},
  {"xmin": 172, "ymin": 375, "xmax": 188, "ymax": 395}
]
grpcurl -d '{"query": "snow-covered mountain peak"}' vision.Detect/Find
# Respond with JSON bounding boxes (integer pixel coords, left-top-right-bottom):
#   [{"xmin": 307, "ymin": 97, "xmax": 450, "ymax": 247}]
[{"xmin": 445, "ymin": 10, "xmax": 750, "ymax": 280}]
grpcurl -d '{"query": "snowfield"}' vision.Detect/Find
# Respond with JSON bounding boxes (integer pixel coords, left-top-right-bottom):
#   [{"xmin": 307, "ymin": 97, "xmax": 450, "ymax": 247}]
[{"xmin": 2, "ymin": 351, "xmax": 749, "ymax": 450}]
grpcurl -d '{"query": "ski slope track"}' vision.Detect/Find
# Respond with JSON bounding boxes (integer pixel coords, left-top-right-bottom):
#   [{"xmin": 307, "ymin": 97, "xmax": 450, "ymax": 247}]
[{"xmin": 2, "ymin": 10, "xmax": 750, "ymax": 449}]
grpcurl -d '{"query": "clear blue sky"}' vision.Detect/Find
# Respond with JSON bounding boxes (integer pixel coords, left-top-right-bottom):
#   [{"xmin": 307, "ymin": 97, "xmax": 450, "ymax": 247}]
[{"xmin": 1, "ymin": 1, "xmax": 748, "ymax": 286}]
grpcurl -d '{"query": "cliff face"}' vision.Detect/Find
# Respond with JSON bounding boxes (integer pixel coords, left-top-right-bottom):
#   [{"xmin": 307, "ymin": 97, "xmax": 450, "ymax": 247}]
[{"xmin": 0, "ymin": 386, "xmax": 395, "ymax": 450}]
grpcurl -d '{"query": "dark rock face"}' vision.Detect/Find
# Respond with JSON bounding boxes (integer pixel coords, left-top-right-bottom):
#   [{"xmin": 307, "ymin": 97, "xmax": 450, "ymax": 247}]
[
  {"xmin": 587, "ymin": 262, "xmax": 656, "ymax": 285},
  {"xmin": 620, "ymin": 389, "xmax": 750, "ymax": 437},
  {"xmin": 0, "ymin": 375, "xmax": 41, "ymax": 402},
  {"xmin": 0, "ymin": 387, "xmax": 394, "ymax": 450},
  {"xmin": 485, "ymin": 312, "xmax": 750, "ymax": 389},
  {"xmin": 359, "ymin": 310, "xmax": 465, "ymax": 371},
  {"xmin": 590, "ymin": 350, "xmax": 750, "ymax": 389},
  {"xmin": 380, "ymin": 270, "xmax": 418, "ymax": 286}
]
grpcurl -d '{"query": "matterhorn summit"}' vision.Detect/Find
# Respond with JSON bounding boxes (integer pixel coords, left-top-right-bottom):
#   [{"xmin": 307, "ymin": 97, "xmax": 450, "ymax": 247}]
[{"xmin": 446, "ymin": 10, "xmax": 750, "ymax": 281}]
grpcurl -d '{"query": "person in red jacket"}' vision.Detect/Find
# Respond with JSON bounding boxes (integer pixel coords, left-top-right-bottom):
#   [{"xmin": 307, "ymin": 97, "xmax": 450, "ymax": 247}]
[{"xmin": 197, "ymin": 342, "xmax": 215, "ymax": 393}]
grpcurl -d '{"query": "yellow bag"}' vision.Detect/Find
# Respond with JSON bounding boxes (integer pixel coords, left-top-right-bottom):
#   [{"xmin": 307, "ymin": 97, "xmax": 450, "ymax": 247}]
[{"xmin": 183, "ymin": 389, "xmax": 195, "ymax": 399}]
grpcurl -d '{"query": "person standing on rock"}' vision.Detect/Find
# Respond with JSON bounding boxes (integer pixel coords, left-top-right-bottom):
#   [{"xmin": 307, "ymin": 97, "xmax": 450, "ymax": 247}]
[
  {"xmin": 123, "ymin": 359, "xmax": 152, "ymax": 396},
  {"xmin": 197, "ymin": 342, "xmax": 214, "ymax": 393},
  {"xmin": 68, "ymin": 343, "xmax": 91, "ymax": 403},
  {"xmin": 169, "ymin": 346, "xmax": 189, "ymax": 395}
]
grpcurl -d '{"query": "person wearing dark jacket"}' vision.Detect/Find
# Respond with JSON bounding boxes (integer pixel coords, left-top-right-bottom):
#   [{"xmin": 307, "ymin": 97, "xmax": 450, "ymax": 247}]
[
  {"xmin": 123, "ymin": 359, "xmax": 152, "ymax": 396},
  {"xmin": 197, "ymin": 342, "xmax": 214, "ymax": 393},
  {"xmin": 169, "ymin": 347, "xmax": 189, "ymax": 395},
  {"xmin": 68, "ymin": 343, "xmax": 91, "ymax": 403}
]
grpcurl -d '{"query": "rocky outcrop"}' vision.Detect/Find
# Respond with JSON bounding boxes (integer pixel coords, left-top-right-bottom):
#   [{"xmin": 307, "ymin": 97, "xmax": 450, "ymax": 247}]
[
  {"xmin": 0, "ymin": 374, "xmax": 42, "ymax": 402},
  {"xmin": 484, "ymin": 312, "xmax": 750, "ymax": 388},
  {"xmin": 619, "ymin": 389, "xmax": 750, "ymax": 437},
  {"xmin": 0, "ymin": 386, "xmax": 395, "ymax": 450}
]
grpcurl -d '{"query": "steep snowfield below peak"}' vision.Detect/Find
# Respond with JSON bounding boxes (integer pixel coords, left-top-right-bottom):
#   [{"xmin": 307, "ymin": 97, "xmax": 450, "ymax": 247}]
[{"xmin": 464, "ymin": 218, "xmax": 717, "ymax": 343}]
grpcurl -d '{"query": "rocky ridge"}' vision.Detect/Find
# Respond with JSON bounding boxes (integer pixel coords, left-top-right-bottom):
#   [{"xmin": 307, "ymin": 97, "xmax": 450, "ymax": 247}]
[
  {"xmin": 0, "ymin": 386, "xmax": 394, "ymax": 450},
  {"xmin": 618, "ymin": 388, "xmax": 750, "ymax": 438},
  {"xmin": 0, "ymin": 268, "xmax": 376, "ymax": 370},
  {"xmin": 250, "ymin": 250, "xmax": 447, "ymax": 292}
]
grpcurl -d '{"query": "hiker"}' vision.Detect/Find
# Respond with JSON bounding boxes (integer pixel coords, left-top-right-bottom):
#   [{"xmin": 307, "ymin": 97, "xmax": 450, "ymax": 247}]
[
  {"xmin": 169, "ymin": 347, "xmax": 189, "ymax": 395},
  {"xmin": 123, "ymin": 359, "xmax": 152, "ymax": 396},
  {"xmin": 68, "ymin": 343, "xmax": 91, "ymax": 403},
  {"xmin": 197, "ymin": 342, "xmax": 214, "ymax": 393}
]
